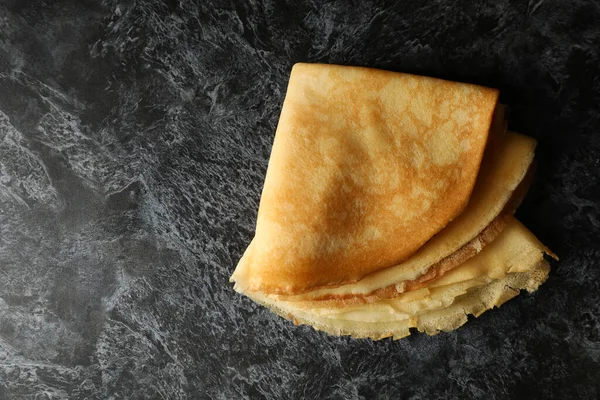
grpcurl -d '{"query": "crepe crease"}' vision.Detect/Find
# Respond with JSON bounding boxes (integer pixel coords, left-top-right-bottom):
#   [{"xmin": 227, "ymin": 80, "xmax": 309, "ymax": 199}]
[{"xmin": 230, "ymin": 63, "xmax": 555, "ymax": 339}]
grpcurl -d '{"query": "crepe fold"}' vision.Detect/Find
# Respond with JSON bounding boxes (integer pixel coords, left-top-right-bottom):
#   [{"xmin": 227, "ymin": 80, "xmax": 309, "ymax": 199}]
[
  {"xmin": 233, "ymin": 63, "xmax": 500, "ymax": 295},
  {"xmin": 231, "ymin": 63, "xmax": 555, "ymax": 339},
  {"xmin": 244, "ymin": 218, "xmax": 552, "ymax": 339}
]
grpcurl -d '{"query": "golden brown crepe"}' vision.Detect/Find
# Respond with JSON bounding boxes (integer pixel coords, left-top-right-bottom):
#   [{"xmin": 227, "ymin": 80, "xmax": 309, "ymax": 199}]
[
  {"xmin": 245, "ymin": 218, "xmax": 554, "ymax": 339},
  {"xmin": 232, "ymin": 63, "xmax": 499, "ymax": 294},
  {"xmin": 231, "ymin": 63, "xmax": 555, "ymax": 340}
]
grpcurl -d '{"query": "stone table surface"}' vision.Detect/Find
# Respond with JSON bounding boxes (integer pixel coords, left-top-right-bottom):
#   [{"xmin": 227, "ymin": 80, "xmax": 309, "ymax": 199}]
[{"xmin": 0, "ymin": 0, "xmax": 599, "ymax": 399}]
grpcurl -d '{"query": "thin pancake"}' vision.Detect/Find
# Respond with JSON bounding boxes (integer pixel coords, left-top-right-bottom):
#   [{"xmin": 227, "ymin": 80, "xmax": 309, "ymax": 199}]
[
  {"xmin": 247, "ymin": 218, "xmax": 553, "ymax": 340},
  {"xmin": 232, "ymin": 63, "xmax": 499, "ymax": 294}
]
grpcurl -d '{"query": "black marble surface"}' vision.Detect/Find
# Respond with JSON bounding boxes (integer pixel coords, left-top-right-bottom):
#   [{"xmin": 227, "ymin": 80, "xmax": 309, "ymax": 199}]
[{"xmin": 0, "ymin": 0, "xmax": 598, "ymax": 398}]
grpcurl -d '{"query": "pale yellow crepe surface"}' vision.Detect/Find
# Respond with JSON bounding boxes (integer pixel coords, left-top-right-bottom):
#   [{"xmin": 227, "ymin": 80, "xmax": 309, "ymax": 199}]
[
  {"xmin": 247, "ymin": 218, "xmax": 552, "ymax": 340},
  {"xmin": 233, "ymin": 63, "xmax": 499, "ymax": 294}
]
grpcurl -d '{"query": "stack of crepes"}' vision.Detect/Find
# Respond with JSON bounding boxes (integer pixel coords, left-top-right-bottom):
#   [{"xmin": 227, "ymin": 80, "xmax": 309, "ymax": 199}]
[{"xmin": 231, "ymin": 63, "xmax": 556, "ymax": 340}]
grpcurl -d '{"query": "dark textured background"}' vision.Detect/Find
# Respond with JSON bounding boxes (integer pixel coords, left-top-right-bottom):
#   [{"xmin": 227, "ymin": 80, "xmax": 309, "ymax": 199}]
[{"xmin": 0, "ymin": 0, "xmax": 598, "ymax": 399}]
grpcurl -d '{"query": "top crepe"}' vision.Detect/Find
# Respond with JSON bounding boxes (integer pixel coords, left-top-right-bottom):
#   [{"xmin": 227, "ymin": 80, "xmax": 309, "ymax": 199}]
[{"xmin": 232, "ymin": 63, "xmax": 499, "ymax": 295}]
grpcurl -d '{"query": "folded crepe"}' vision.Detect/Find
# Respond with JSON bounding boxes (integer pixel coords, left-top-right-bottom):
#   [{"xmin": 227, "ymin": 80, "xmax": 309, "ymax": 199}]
[
  {"xmin": 231, "ymin": 63, "xmax": 555, "ymax": 339},
  {"xmin": 232, "ymin": 63, "xmax": 500, "ymax": 295}
]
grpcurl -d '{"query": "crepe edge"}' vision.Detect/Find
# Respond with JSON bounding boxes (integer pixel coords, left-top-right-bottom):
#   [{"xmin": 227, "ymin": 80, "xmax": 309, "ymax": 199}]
[{"xmin": 253, "ymin": 258, "xmax": 551, "ymax": 341}]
